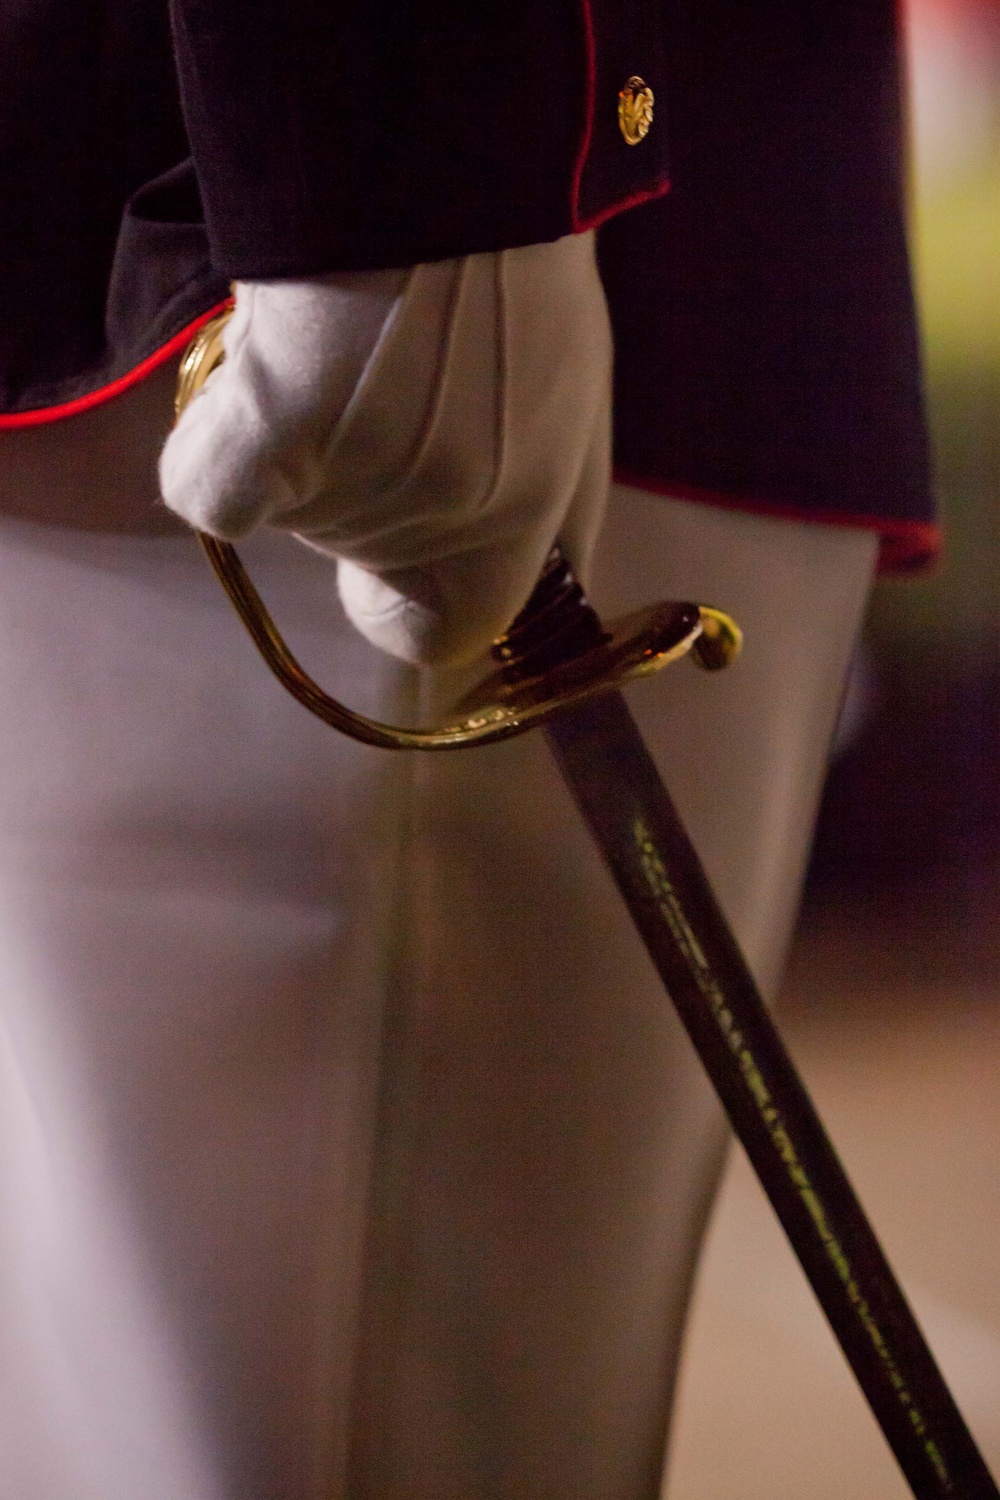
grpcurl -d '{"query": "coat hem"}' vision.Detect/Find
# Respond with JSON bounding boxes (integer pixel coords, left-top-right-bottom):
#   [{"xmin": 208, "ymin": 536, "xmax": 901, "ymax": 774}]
[
  {"xmin": 0, "ymin": 325, "xmax": 941, "ymax": 578},
  {"xmin": 612, "ymin": 469, "xmax": 942, "ymax": 574},
  {"xmin": 0, "ymin": 301, "xmax": 232, "ymax": 429}
]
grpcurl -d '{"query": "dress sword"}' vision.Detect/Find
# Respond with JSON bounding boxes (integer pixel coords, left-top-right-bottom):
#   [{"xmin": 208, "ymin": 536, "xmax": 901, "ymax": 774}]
[{"xmin": 177, "ymin": 313, "xmax": 998, "ymax": 1500}]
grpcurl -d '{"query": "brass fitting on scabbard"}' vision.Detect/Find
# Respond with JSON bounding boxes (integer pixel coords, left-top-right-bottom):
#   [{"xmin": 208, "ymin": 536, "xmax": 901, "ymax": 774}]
[{"xmin": 176, "ymin": 309, "xmax": 742, "ymax": 751}]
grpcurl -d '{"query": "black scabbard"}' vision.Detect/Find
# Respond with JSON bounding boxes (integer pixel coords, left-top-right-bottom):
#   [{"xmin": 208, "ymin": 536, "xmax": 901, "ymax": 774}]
[{"xmin": 545, "ymin": 690, "xmax": 997, "ymax": 1500}]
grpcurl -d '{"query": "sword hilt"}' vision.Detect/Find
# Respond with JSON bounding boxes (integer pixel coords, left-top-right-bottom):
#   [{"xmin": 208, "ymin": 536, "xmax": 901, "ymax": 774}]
[
  {"xmin": 176, "ymin": 309, "xmax": 742, "ymax": 750},
  {"xmin": 492, "ymin": 545, "xmax": 741, "ymax": 682}
]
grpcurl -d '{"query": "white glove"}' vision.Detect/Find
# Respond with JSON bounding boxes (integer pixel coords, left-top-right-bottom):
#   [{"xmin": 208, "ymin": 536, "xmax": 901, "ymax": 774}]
[{"xmin": 160, "ymin": 233, "xmax": 612, "ymax": 667}]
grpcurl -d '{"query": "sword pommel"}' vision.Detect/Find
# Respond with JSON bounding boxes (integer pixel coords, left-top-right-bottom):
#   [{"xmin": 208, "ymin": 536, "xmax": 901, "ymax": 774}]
[{"xmin": 691, "ymin": 605, "xmax": 743, "ymax": 672}]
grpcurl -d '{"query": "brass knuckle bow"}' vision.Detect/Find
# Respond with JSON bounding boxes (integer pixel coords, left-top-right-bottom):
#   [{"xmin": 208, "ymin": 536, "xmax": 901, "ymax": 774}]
[{"xmin": 175, "ymin": 308, "xmax": 742, "ymax": 750}]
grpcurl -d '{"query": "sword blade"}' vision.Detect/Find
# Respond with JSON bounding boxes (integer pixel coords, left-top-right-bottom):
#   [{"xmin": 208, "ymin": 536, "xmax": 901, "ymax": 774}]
[{"xmin": 544, "ymin": 689, "xmax": 997, "ymax": 1500}]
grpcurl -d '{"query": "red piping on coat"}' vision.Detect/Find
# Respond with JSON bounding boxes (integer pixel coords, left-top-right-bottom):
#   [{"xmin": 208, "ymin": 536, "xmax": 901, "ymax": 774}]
[
  {"xmin": 575, "ymin": 177, "xmax": 671, "ymax": 233},
  {"xmin": 569, "ymin": 0, "xmax": 598, "ymax": 230},
  {"xmin": 612, "ymin": 469, "xmax": 942, "ymax": 574},
  {"xmin": 0, "ymin": 300, "xmax": 233, "ymax": 429},
  {"xmin": 568, "ymin": 2, "xmax": 670, "ymax": 232}
]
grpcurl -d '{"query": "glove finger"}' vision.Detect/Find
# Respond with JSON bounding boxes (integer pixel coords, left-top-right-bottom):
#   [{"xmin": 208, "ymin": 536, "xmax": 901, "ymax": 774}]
[
  {"xmin": 159, "ymin": 388, "xmax": 294, "ymax": 540},
  {"xmin": 160, "ymin": 272, "xmax": 409, "ymax": 541},
  {"xmin": 334, "ymin": 466, "xmax": 605, "ymax": 668},
  {"xmin": 159, "ymin": 341, "xmax": 297, "ymax": 540},
  {"xmin": 336, "ymin": 531, "xmax": 554, "ymax": 669}
]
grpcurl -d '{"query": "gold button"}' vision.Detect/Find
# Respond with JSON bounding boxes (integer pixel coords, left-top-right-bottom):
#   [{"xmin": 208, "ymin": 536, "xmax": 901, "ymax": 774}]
[{"xmin": 618, "ymin": 76, "xmax": 654, "ymax": 145}]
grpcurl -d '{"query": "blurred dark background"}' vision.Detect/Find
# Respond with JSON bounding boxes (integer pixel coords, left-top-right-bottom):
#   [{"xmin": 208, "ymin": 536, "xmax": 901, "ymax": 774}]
[
  {"xmin": 808, "ymin": 0, "xmax": 1000, "ymax": 948},
  {"xmin": 664, "ymin": 7, "xmax": 1000, "ymax": 1493}
]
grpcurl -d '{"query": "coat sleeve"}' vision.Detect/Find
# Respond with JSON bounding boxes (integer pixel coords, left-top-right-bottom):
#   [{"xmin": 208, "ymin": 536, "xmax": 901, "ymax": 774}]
[
  {"xmin": 167, "ymin": 0, "xmax": 671, "ymax": 276},
  {"xmin": 0, "ymin": 0, "xmax": 670, "ymax": 415},
  {"xmin": 598, "ymin": 0, "xmax": 936, "ymax": 566}
]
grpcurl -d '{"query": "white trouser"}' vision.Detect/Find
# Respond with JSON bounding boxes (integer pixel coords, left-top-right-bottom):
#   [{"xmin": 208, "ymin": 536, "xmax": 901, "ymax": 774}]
[{"xmin": 0, "ymin": 360, "xmax": 876, "ymax": 1500}]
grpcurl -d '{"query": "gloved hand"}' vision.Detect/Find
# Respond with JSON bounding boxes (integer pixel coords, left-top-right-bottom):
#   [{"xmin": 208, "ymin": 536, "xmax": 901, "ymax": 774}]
[{"xmin": 159, "ymin": 232, "xmax": 612, "ymax": 667}]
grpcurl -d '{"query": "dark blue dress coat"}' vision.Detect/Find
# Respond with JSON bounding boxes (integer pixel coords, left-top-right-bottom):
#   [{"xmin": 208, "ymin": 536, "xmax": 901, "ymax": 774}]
[{"xmin": 0, "ymin": 0, "xmax": 935, "ymax": 566}]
